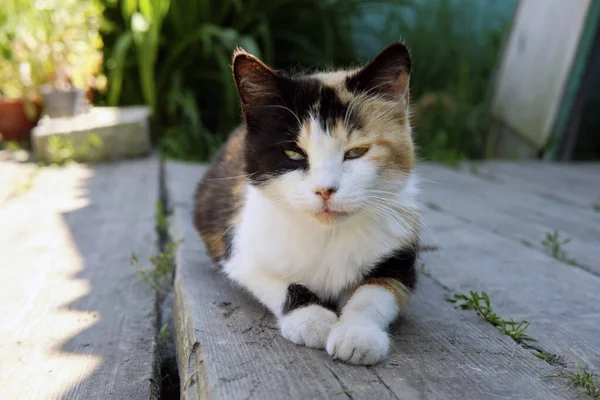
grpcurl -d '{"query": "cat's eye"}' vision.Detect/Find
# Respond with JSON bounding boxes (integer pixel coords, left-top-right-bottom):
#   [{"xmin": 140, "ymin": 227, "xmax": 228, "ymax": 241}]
[
  {"xmin": 344, "ymin": 146, "xmax": 369, "ymax": 160},
  {"xmin": 284, "ymin": 149, "xmax": 306, "ymax": 161}
]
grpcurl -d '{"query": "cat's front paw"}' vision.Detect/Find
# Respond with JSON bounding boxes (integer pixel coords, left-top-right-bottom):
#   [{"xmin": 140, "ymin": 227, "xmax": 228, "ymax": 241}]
[
  {"xmin": 326, "ymin": 323, "xmax": 389, "ymax": 365},
  {"xmin": 279, "ymin": 305, "xmax": 338, "ymax": 349}
]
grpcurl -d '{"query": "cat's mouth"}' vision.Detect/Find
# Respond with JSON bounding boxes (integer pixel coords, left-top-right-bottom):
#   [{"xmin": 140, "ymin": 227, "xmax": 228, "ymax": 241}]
[{"xmin": 314, "ymin": 206, "xmax": 349, "ymax": 223}]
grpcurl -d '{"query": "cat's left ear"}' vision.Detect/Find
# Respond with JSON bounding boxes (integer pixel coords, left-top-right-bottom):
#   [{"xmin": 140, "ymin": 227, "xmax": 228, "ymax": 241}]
[
  {"xmin": 232, "ymin": 49, "xmax": 284, "ymax": 107},
  {"xmin": 346, "ymin": 42, "xmax": 411, "ymax": 105}
]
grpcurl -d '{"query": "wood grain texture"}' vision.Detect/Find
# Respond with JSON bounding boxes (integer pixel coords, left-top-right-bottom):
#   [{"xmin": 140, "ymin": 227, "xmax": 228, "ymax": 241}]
[
  {"xmin": 0, "ymin": 157, "xmax": 160, "ymax": 400},
  {"xmin": 418, "ymin": 163, "xmax": 600, "ymax": 275},
  {"xmin": 167, "ymin": 161, "xmax": 574, "ymax": 400},
  {"xmin": 418, "ymin": 162, "xmax": 600, "ymax": 372},
  {"xmin": 461, "ymin": 161, "xmax": 600, "ymax": 208}
]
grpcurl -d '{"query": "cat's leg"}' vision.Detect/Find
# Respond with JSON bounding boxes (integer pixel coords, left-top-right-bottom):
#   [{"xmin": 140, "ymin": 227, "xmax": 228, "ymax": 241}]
[
  {"xmin": 326, "ymin": 247, "xmax": 417, "ymax": 365},
  {"xmin": 224, "ymin": 261, "xmax": 338, "ymax": 349}
]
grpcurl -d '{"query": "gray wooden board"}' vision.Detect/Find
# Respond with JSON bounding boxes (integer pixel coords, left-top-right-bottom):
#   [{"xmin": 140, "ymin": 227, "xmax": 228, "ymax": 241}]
[
  {"xmin": 419, "ymin": 213, "xmax": 600, "ymax": 371},
  {"xmin": 167, "ymin": 161, "xmax": 575, "ymax": 400},
  {"xmin": 417, "ymin": 164, "xmax": 600, "ymax": 275},
  {"xmin": 461, "ymin": 161, "xmax": 600, "ymax": 208},
  {"xmin": 0, "ymin": 157, "xmax": 159, "ymax": 399},
  {"xmin": 416, "ymin": 164, "xmax": 600, "ymax": 241}
]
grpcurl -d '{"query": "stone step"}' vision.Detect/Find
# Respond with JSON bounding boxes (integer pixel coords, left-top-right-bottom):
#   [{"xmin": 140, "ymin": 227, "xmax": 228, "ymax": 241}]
[{"xmin": 32, "ymin": 106, "xmax": 152, "ymax": 164}]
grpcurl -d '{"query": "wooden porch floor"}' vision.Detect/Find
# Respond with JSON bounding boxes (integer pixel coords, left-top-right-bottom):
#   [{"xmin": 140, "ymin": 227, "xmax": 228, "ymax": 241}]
[{"xmin": 1, "ymin": 156, "xmax": 599, "ymax": 399}]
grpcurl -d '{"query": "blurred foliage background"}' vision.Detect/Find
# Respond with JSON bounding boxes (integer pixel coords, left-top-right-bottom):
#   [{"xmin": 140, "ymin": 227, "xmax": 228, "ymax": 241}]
[{"xmin": 1, "ymin": 0, "xmax": 516, "ymax": 162}]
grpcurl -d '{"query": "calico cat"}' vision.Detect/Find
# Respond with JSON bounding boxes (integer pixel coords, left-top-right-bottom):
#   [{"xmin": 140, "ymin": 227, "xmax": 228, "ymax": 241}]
[{"xmin": 194, "ymin": 42, "xmax": 420, "ymax": 365}]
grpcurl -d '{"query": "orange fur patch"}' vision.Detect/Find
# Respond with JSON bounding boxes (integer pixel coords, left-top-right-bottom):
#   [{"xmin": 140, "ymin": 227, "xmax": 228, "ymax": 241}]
[
  {"xmin": 363, "ymin": 277, "xmax": 411, "ymax": 309},
  {"xmin": 194, "ymin": 126, "xmax": 247, "ymax": 262}
]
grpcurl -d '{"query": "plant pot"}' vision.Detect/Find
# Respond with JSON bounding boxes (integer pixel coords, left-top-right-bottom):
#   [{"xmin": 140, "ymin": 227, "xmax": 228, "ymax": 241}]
[
  {"xmin": 0, "ymin": 98, "xmax": 43, "ymax": 142},
  {"xmin": 85, "ymin": 88, "xmax": 95, "ymax": 105},
  {"xmin": 41, "ymin": 88, "xmax": 85, "ymax": 118}
]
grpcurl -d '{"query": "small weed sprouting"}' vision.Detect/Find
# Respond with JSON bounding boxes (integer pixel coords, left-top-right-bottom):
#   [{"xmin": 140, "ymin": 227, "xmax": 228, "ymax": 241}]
[
  {"xmin": 425, "ymin": 201, "xmax": 442, "ymax": 211},
  {"xmin": 533, "ymin": 351, "xmax": 561, "ymax": 364},
  {"xmin": 159, "ymin": 323, "xmax": 168, "ymax": 350},
  {"xmin": 447, "ymin": 291, "xmax": 535, "ymax": 343},
  {"xmin": 594, "ymin": 202, "xmax": 600, "ymax": 213},
  {"xmin": 500, "ymin": 319, "xmax": 532, "ymax": 342},
  {"xmin": 541, "ymin": 231, "xmax": 580, "ymax": 267},
  {"xmin": 155, "ymin": 202, "xmax": 168, "ymax": 233},
  {"xmin": 40, "ymin": 134, "xmax": 105, "ymax": 166},
  {"xmin": 542, "ymin": 231, "xmax": 570, "ymax": 259},
  {"xmin": 543, "ymin": 364, "xmax": 600, "ymax": 399},
  {"xmin": 131, "ymin": 239, "xmax": 183, "ymax": 292}
]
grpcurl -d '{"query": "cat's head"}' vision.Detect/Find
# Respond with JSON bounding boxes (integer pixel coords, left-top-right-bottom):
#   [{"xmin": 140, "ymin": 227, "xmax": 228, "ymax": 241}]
[{"xmin": 233, "ymin": 42, "xmax": 415, "ymax": 225}]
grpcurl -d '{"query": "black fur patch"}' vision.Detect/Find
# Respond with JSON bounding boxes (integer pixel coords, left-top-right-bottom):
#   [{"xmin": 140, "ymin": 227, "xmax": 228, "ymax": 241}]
[
  {"xmin": 282, "ymin": 283, "xmax": 336, "ymax": 314},
  {"xmin": 243, "ymin": 76, "xmax": 356, "ymax": 185},
  {"xmin": 364, "ymin": 246, "xmax": 418, "ymax": 290},
  {"xmin": 317, "ymin": 86, "xmax": 354, "ymax": 131}
]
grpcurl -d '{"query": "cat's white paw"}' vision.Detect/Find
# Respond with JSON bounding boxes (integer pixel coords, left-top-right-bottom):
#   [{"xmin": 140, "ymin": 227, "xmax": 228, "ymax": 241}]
[
  {"xmin": 326, "ymin": 323, "xmax": 389, "ymax": 365},
  {"xmin": 279, "ymin": 305, "xmax": 338, "ymax": 349}
]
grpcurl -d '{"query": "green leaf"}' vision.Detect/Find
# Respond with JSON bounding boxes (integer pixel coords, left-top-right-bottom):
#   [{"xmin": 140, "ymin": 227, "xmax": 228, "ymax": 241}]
[
  {"xmin": 107, "ymin": 32, "xmax": 134, "ymax": 106},
  {"xmin": 121, "ymin": 0, "xmax": 137, "ymax": 20}
]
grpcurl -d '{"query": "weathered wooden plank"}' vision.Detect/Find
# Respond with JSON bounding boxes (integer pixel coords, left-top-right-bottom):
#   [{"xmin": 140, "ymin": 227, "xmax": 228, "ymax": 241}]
[
  {"xmin": 0, "ymin": 157, "xmax": 160, "ymax": 399},
  {"xmin": 167, "ymin": 161, "xmax": 573, "ymax": 400},
  {"xmin": 418, "ymin": 214, "xmax": 600, "ymax": 373},
  {"xmin": 462, "ymin": 161, "xmax": 600, "ymax": 208},
  {"xmin": 418, "ymin": 164, "xmax": 600, "ymax": 275}
]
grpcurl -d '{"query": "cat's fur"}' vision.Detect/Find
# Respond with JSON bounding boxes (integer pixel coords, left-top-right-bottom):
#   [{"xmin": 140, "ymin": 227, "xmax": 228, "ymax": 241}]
[{"xmin": 194, "ymin": 42, "xmax": 420, "ymax": 365}]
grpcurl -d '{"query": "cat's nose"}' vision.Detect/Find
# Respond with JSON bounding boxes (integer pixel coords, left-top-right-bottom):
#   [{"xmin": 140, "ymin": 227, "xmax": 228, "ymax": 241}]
[{"xmin": 314, "ymin": 187, "xmax": 337, "ymax": 201}]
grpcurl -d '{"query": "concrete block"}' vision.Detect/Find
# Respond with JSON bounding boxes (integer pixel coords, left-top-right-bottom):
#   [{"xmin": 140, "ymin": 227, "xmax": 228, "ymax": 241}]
[{"xmin": 32, "ymin": 106, "xmax": 152, "ymax": 163}]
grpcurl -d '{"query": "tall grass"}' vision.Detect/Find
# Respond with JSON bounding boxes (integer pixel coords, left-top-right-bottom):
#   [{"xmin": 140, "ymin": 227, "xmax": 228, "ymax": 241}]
[
  {"xmin": 375, "ymin": 0, "xmax": 515, "ymax": 164},
  {"xmin": 99, "ymin": 0, "xmax": 406, "ymax": 161},
  {"xmin": 99, "ymin": 0, "xmax": 513, "ymax": 163}
]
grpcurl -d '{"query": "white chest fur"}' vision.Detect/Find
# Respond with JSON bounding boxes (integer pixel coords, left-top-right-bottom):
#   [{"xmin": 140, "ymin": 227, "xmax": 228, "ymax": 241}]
[{"xmin": 225, "ymin": 180, "xmax": 419, "ymax": 301}]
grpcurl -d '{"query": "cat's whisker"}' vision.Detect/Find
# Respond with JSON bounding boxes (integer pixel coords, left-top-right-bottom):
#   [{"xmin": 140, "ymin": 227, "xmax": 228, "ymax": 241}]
[
  {"xmin": 365, "ymin": 199, "xmax": 438, "ymax": 252},
  {"xmin": 234, "ymin": 174, "xmax": 256, "ymax": 197},
  {"xmin": 206, "ymin": 173, "xmax": 255, "ymax": 181}
]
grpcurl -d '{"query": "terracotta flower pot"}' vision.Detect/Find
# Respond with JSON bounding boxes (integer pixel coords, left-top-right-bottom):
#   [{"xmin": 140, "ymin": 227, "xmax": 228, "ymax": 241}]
[{"xmin": 0, "ymin": 98, "xmax": 42, "ymax": 142}]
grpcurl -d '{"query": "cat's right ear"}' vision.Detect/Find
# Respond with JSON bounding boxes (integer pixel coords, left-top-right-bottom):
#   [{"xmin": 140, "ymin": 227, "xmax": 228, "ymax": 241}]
[{"xmin": 233, "ymin": 50, "xmax": 282, "ymax": 106}]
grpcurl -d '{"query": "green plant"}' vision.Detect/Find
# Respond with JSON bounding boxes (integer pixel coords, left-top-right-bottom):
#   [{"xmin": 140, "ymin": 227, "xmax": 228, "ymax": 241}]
[
  {"xmin": 373, "ymin": 0, "xmax": 515, "ymax": 164},
  {"xmin": 131, "ymin": 238, "xmax": 182, "ymax": 291},
  {"xmin": 593, "ymin": 202, "xmax": 600, "ymax": 213},
  {"xmin": 100, "ymin": 0, "xmax": 407, "ymax": 161},
  {"xmin": 533, "ymin": 351, "xmax": 561, "ymax": 364},
  {"xmin": 155, "ymin": 201, "xmax": 168, "ymax": 233},
  {"xmin": 543, "ymin": 364, "xmax": 600, "ymax": 399},
  {"xmin": 158, "ymin": 323, "xmax": 168, "ymax": 350},
  {"xmin": 447, "ymin": 291, "xmax": 535, "ymax": 342},
  {"xmin": 1, "ymin": 0, "xmax": 105, "ymax": 99},
  {"xmin": 541, "ymin": 231, "xmax": 579, "ymax": 266},
  {"xmin": 41, "ymin": 134, "xmax": 104, "ymax": 166}
]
